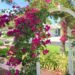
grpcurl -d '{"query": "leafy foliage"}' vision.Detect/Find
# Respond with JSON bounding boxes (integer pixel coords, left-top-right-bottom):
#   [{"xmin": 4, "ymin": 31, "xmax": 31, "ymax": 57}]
[{"xmin": 40, "ymin": 45, "xmax": 68, "ymax": 73}]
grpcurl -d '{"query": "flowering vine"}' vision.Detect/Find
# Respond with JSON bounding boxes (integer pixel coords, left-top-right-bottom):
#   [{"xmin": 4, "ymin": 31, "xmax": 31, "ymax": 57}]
[
  {"xmin": 60, "ymin": 20, "xmax": 68, "ymax": 52},
  {"xmin": 6, "ymin": 6, "xmax": 51, "ymax": 75},
  {"xmin": 60, "ymin": 20, "xmax": 67, "ymax": 43}
]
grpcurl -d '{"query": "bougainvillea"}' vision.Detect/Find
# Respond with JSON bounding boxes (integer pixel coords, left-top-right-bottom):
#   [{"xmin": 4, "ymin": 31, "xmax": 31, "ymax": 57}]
[
  {"xmin": 45, "ymin": 0, "xmax": 52, "ymax": 3},
  {"xmin": 6, "ymin": 6, "xmax": 51, "ymax": 75},
  {"xmin": 0, "ymin": 15, "xmax": 10, "ymax": 27},
  {"xmin": 60, "ymin": 20, "xmax": 67, "ymax": 43}
]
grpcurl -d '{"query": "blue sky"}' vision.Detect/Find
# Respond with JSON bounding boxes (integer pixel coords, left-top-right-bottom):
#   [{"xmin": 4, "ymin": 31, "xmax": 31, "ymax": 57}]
[
  {"xmin": 0, "ymin": 0, "xmax": 29, "ymax": 10},
  {"xmin": 0, "ymin": 0, "xmax": 60, "ymax": 24}
]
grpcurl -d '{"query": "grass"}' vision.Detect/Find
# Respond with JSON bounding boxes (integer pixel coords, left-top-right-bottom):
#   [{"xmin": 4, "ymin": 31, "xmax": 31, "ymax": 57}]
[{"xmin": 46, "ymin": 45, "xmax": 60, "ymax": 53}]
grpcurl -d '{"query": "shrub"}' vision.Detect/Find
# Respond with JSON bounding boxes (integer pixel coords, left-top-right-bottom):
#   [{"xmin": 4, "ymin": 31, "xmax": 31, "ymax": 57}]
[{"xmin": 40, "ymin": 45, "xmax": 68, "ymax": 73}]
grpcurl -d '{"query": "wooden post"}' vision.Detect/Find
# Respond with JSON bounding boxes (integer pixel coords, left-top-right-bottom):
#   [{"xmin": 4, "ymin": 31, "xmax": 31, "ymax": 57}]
[{"xmin": 36, "ymin": 62, "xmax": 40, "ymax": 75}]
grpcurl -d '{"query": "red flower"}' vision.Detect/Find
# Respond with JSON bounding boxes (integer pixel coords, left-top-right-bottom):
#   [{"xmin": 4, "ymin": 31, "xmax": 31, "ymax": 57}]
[
  {"xmin": 45, "ymin": 0, "xmax": 51, "ymax": 3},
  {"xmin": 47, "ymin": 33, "xmax": 51, "ymax": 37},
  {"xmin": 22, "ymin": 48, "xmax": 26, "ymax": 53},
  {"xmin": 7, "ymin": 30, "xmax": 14, "ymax": 36},
  {"xmin": 15, "ymin": 69, "xmax": 19, "ymax": 75},
  {"xmin": 45, "ymin": 40, "xmax": 51, "ymax": 44},
  {"xmin": 43, "ymin": 49, "xmax": 49, "ymax": 55},
  {"xmin": 45, "ymin": 25, "xmax": 50, "ymax": 31},
  {"xmin": 13, "ymin": 29, "xmax": 21, "ymax": 36},
  {"xmin": 31, "ymin": 26, "xmax": 36, "ymax": 31},
  {"xmin": 31, "ymin": 44, "xmax": 37, "ymax": 50},
  {"xmin": 7, "ymin": 57, "xmax": 21, "ymax": 66},
  {"xmin": 31, "ymin": 53, "xmax": 37, "ymax": 58},
  {"xmin": 60, "ymin": 35, "xmax": 67, "ymax": 43},
  {"xmin": 32, "ymin": 37, "xmax": 41, "ymax": 46}
]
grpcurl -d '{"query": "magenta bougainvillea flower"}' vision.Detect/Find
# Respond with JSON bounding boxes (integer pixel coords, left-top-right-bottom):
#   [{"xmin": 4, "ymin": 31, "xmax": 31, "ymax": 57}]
[
  {"xmin": 60, "ymin": 35, "xmax": 67, "ymax": 43},
  {"xmin": 22, "ymin": 48, "xmax": 26, "ymax": 53},
  {"xmin": 15, "ymin": 69, "xmax": 19, "ymax": 75},
  {"xmin": 31, "ymin": 53, "xmax": 38, "ymax": 58},
  {"xmin": 6, "ymin": 69, "xmax": 19, "ymax": 75},
  {"xmin": 6, "ymin": 6, "xmax": 51, "ymax": 75},
  {"xmin": 7, "ymin": 57, "xmax": 21, "ymax": 66},
  {"xmin": 43, "ymin": 49, "xmax": 49, "ymax": 55},
  {"xmin": 7, "ymin": 29, "xmax": 21, "ymax": 37},
  {"xmin": 47, "ymin": 33, "xmax": 51, "ymax": 37},
  {"xmin": 7, "ymin": 30, "xmax": 14, "ymax": 36},
  {"xmin": 31, "ymin": 44, "xmax": 37, "ymax": 50},
  {"xmin": 45, "ymin": 0, "xmax": 51, "ymax": 3},
  {"xmin": 32, "ymin": 37, "xmax": 41, "ymax": 46},
  {"xmin": 0, "ymin": 15, "xmax": 10, "ymax": 27},
  {"xmin": 60, "ymin": 20, "xmax": 67, "ymax": 43},
  {"xmin": 45, "ymin": 40, "xmax": 51, "ymax": 44},
  {"xmin": 45, "ymin": 25, "xmax": 50, "ymax": 31}
]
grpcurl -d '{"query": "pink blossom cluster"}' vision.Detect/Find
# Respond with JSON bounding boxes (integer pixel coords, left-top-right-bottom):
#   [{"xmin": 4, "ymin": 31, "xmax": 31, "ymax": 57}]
[
  {"xmin": 0, "ymin": 15, "xmax": 10, "ymax": 27},
  {"xmin": 7, "ymin": 29, "xmax": 21, "ymax": 37},
  {"xmin": 45, "ymin": 0, "xmax": 52, "ymax": 3},
  {"xmin": 7, "ymin": 57, "xmax": 21, "ymax": 66},
  {"xmin": 60, "ymin": 20, "xmax": 67, "ymax": 43},
  {"xmin": 7, "ymin": 7, "xmax": 51, "ymax": 70},
  {"xmin": 6, "ymin": 69, "xmax": 19, "ymax": 75},
  {"xmin": 60, "ymin": 35, "xmax": 67, "ymax": 43},
  {"xmin": 31, "ymin": 24, "xmax": 51, "ymax": 56}
]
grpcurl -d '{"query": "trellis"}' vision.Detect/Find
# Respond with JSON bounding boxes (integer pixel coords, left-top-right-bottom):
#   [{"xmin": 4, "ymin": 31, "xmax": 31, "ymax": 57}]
[{"xmin": 36, "ymin": 6, "xmax": 75, "ymax": 75}]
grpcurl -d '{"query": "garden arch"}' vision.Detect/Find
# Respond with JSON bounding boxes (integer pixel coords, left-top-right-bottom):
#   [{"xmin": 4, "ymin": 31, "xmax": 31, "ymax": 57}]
[
  {"xmin": 37, "ymin": 6, "xmax": 75, "ymax": 75},
  {"xmin": 48, "ymin": 7, "xmax": 75, "ymax": 75}
]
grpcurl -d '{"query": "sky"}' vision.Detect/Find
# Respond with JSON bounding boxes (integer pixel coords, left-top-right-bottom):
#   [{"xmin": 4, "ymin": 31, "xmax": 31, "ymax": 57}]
[
  {"xmin": 0, "ymin": 0, "xmax": 60, "ymax": 24},
  {"xmin": 0, "ymin": 0, "xmax": 29, "ymax": 10}
]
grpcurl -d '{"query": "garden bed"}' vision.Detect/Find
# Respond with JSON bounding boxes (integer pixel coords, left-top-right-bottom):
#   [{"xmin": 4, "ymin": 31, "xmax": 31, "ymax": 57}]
[
  {"xmin": 0, "ymin": 69, "xmax": 63, "ymax": 75},
  {"xmin": 41, "ymin": 69, "xmax": 63, "ymax": 75}
]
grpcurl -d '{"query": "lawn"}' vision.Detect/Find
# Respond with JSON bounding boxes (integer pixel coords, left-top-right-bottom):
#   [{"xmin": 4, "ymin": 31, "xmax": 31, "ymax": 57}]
[{"xmin": 46, "ymin": 45, "xmax": 61, "ymax": 53}]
